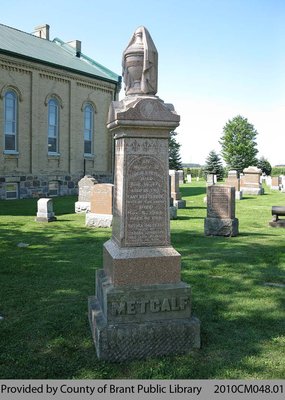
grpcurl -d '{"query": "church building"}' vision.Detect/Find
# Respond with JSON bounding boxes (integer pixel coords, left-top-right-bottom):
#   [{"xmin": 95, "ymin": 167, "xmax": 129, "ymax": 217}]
[{"xmin": 0, "ymin": 23, "xmax": 121, "ymax": 199}]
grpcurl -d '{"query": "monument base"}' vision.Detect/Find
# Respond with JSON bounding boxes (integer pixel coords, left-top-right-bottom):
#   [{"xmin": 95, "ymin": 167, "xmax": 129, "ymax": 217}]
[
  {"xmin": 269, "ymin": 220, "xmax": 285, "ymax": 228},
  {"xmin": 35, "ymin": 215, "xmax": 57, "ymax": 223},
  {"xmin": 75, "ymin": 201, "xmax": 90, "ymax": 213},
  {"xmin": 173, "ymin": 199, "xmax": 186, "ymax": 209},
  {"xmin": 86, "ymin": 213, "xmax": 112, "ymax": 228},
  {"xmin": 240, "ymin": 187, "xmax": 264, "ymax": 195},
  {"xmin": 88, "ymin": 270, "xmax": 200, "ymax": 361},
  {"xmin": 204, "ymin": 217, "xmax": 239, "ymax": 237},
  {"xmin": 169, "ymin": 206, "xmax": 177, "ymax": 220}
]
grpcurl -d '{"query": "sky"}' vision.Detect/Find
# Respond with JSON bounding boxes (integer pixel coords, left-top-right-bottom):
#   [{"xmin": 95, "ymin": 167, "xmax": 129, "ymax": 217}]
[{"xmin": 2, "ymin": 0, "xmax": 285, "ymax": 166}]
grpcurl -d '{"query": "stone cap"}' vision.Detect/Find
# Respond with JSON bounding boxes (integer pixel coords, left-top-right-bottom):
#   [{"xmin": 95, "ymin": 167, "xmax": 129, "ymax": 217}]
[
  {"xmin": 243, "ymin": 166, "xmax": 262, "ymax": 174},
  {"xmin": 107, "ymin": 96, "xmax": 180, "ymax": 133}
]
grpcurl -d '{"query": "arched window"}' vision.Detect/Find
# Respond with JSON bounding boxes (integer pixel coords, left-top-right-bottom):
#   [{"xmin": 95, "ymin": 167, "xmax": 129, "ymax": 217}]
[
  {"xmin": 48, "ymin": 98, "xmax": 59, "ymax": 153},
  {"xmin": 83, "ymin": 104, "xmax": 94, "ymax": 155},
  {"xmin": 4, "ymin": 90, "xmax": 18, "ymax": 152}
]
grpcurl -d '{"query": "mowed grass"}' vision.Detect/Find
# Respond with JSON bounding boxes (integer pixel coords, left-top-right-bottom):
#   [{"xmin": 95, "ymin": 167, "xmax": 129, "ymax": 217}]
[{"xmin": 0, "ymin": 182, "xmax": 284, "ymax": 379}]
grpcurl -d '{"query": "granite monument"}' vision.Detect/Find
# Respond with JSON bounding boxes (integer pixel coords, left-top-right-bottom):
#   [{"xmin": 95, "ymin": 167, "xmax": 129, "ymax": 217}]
[{"xmin": 88, "ymin": 26, "xmax": 200, "ymax": 361}]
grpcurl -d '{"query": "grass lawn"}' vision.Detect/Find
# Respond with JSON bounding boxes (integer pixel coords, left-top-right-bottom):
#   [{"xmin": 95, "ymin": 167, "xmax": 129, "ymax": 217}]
[{"xmin": 0, "ymin": 182, "xmax": 284, "ymax": 379}]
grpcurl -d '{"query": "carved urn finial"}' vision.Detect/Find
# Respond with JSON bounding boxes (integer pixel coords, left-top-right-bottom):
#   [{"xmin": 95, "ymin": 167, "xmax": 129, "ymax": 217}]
[{"xmin": 122, "ymin": 26, "xmax": 158, "ymax": 96}]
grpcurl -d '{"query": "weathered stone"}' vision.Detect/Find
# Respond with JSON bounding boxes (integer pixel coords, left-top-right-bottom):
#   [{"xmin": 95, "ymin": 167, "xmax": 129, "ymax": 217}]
[
  {"xmin": 204, "ymin": 217, "xmax": 239, "ymax": 236},
  {"xmin": 169, "ymin": 205, "xmax": 177, "ymax": 219},
  {"xmin": 35, "ymin": 198, "xmax": 56, "ymax": 222},
  {"xmin": 240, "ymin": 166, "xmax": 264, "ymax": 195},
  {"xmin": 169, "ymin": 170, "xmax": 186, "ymax": 208},
  {"xmin": 88, "ymin": 26, "xmax": 200, "ymax": 361},
  {"xmin": 75, "ymin": 175, "xmax": 98, "ymax": 213},
  {"xmin": 225, "ymin": 170, "xmax": 243, "ymax": 200},
  {"xmin": 86, "ymin": 184, "xmax": 114, "ymax": 228},
  {"xmin": 271, "ymin": 176, "xmax": 281, "ymax": 190},
  {"xmin": 89, "ymin": 295, "xmax": 200, "ymax": 361},
  {"xmin": 206, "ymin": 173, "xmax": 216, "ymax": 186},
  {"xmin": 86, "ymin": 214, "xmax": 113, "ymax": 228},
  {"xmin": 204, "ymin": 185, "xmax": 238, "ymax": 236}
]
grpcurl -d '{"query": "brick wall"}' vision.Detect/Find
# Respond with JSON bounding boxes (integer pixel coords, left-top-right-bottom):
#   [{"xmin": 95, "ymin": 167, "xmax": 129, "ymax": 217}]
[{"xmin": 0, "ymin": 54, "xmax": 118, "ymax": 199}]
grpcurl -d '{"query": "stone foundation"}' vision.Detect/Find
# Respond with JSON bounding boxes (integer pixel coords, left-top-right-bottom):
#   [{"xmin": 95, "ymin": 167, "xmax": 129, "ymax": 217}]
[
  {"xmin": 88, "ymin": 270, "xmax": 200, "ymax": 361},
  {"xmin": 241, "ymin": 187, "xmax": 264, "ymax": 195},
  {"xmin": 0, "ymin": 173, "xmax": 112, "ymax": 200},
  {"xmin": 86, "ymin": 213, "xmax": 113, "ymax": 228},
  {"xmin": 204, "ymin": 217, "xmax": 239, "ymax": 237},
  {"xmin": 75, "ymin": 201, "xmax": 91, "ymax": 213}
]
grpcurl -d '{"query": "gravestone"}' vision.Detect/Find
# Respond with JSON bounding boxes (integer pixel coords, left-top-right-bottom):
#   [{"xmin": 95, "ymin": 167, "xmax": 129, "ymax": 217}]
[
  {"xmin": 169, "ymin": 176, "xmax": 177, "ymax": 220},
  {"xmin": 88, "ymin": 26, "xmax": 200, "ymax": 361},
  {"xmin": 169, "ymin": 170, "xmax": 186, "ymax": 208},
  {"xmin": 225, "ymin": 170, "xmax": 243, "ymax": 200},
  {"xmin": 265, "ymin": 175, "xmax": 272, "ymax": 187},
  {"xmin": 240, "ymin": 166, "xmax": 264, "ymax": 195},
  {"xmin": 35, "ymin": 198, "xmax": 56, "ymax": 222},
  {"xmin": 187, "ymin": 174, "xmax": 192, "ymax": 183},
  {"xmin": 75, "ymin": 175, "xmax": 98, "ymax": 213},
  {"xmin": 281, "ymin": 176, "xmax": 285, "ymax": 192},
  {"xmin": 271, "ymin": 176, "xmax": 281, "ymax": 191},
  {"xmin": 86, "ymin": 184, "xmax": 113, "ymax": 228},
  {"xmin": 178, "ymin": 170, "xmax": 184, "ymax": 185},
  {"xmin": 206, "ymin": 173, "xmax": 217, "ymax": 186},
  {"xmin": 204, "ymin": 185, "xmax": 238, "ymax": 236}
]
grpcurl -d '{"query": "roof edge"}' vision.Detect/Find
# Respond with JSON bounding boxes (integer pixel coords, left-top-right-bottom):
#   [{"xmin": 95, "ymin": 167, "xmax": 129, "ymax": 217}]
[
  {"xmin": 0, "ymin": 48, "xmax": 121, "ymax": 85},
  {"xmin": 53, "ymin": 37, "xmax": 120, "ymax": 82}
]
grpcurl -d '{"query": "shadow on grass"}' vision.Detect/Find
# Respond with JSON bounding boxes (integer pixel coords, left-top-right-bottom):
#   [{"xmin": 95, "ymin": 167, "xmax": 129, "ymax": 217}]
[{"xmin": 0, "ymin": 192, "xmax": 285, "ymax": 379}]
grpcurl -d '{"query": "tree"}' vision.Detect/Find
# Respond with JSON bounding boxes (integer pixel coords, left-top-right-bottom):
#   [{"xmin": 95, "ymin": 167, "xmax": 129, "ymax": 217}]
[
  {"xmin": 204, "ymin": 150, "xmax": 224, "ymax": 181},
  {"xmin": 219, "ymin": 115, "xmax": 259, "ymax": 174},
  {"xmin": 257, "ymin": 156, "xmax": 272, "ymax": 176},
  {"xmin": 169, "ymin": 131, "xmax": 183, "ymax": 170}
]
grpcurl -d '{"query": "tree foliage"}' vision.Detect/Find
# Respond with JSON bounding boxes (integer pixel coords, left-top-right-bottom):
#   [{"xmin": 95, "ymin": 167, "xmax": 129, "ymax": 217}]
[
  {"xmin": 204, "ymin": 150, "xmax": 224, "ymax": 181},
  {"xmin": 257, "ymin": 156, "xmax": 272, "ymax": 176},
  {"xmin": 169, "ymin": 131, "xmax": 183, "ymax": 170},
  {"xmin": 219, "ymin": 115, "xmax": 259, "ymax": 174}
]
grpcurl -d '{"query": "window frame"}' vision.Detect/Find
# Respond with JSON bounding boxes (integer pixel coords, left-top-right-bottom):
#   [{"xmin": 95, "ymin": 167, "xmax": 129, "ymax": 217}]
[
  {"xmin": 83, "ymin": 103, "xmax": 94, "ymax": 156},
  {"xmin": 3, "ymin": 90, "xmax": 18, "ymax": 154},
  {"xmin": 47, "ymin": 98, "xmax": 60, "ymax": 155},
  {"xmin": 5, "ymin": 183, "xmax": 18, "ymax": 200},
  {"xmin": 48, "ymin": 181, "xmax": 59, "ymax": 197}
]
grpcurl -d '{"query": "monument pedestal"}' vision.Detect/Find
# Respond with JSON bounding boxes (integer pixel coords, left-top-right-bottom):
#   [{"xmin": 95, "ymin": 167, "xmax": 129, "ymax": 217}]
[
  {"xmin": 241, "ymin": 187, "xmax": 264, "ymax": 195},
  {"xmin": 89, "ymin": 270, "xmax": 200, "ymax": 361},
  {"xmin": 86, "ymin": 213, "xmax": 113, "ymax": 228},
  {"xmin": 88, "ymin": 29, "xmax": 200, "ymax": 360},
  {"xmin": 75, "ymin": 201, "xmax": 90, "ymax": 213},
  {"xmin": 204, "ymin": 217, "xmax": 239, "ymax": 237}
]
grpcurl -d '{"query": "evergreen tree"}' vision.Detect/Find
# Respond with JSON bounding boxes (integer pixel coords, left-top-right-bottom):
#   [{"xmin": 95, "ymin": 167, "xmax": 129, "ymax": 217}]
[
  {"xmin": 204, "ymin": 150, "xmax": 224, "ymax": 181},
  {"xmin": 257, "ymin": 156, "xmax": 272, "ymax": 176},
  {"xmin": 169, "ymin": 131, "xmax": 183, "ymax": 170},
  {"xmin": 219, "ymin": 115, "xmax": 259, "ymax": 174}
]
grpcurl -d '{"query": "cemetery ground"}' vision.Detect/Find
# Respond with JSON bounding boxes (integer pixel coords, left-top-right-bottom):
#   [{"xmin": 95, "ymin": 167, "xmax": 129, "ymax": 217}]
[{"xmin": 0, "ymin": 182, "xmax": 284, "ymax": 379}]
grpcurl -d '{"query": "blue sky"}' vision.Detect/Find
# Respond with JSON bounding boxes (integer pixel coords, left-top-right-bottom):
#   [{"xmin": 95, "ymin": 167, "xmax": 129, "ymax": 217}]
[{"xmin": 2, "ymin": 0, "xmax": 285, "ymax": 165}]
